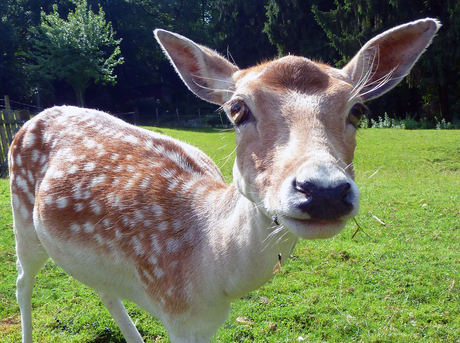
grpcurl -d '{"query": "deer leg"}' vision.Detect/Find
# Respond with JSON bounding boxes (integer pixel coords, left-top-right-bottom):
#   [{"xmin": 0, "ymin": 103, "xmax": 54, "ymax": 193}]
[
  {"xmin": 15, "ymin": 219, "xmax": 49, "ymax": 343},
  {"xmin": 98, "ymin": 293, "xmax": 144, "ymax": 343}
]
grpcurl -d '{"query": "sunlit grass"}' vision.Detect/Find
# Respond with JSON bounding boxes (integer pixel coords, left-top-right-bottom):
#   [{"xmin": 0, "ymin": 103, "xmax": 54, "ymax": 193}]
[{"xmin": 0, "ymin": 128, "xmax": 459, "ymax": 342}]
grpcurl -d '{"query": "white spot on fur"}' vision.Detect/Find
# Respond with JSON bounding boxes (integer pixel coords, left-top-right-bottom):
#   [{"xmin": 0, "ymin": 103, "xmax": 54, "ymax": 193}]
[
  {"xmin": 16, "ymin": 155, "xmax": 22, "ymax": 167},
  {"xmin": 39, "ymin": 154, "xmax": 47, "ymax": 165},
  {"xmin": 142, "ymin": 269, "xmax": 155, "ymax": 283},
  {"xmin": 75, "ymin": 203, "xmax": 84, "ymax": 212},
  {"xmin": 44, "ymin": 195, "xmax": 54, "ymax": 206},
  {"xmin": 31, "ymin": 150, "xmax": 40, "ymax": 163},
  {"xmin": 153, "ymin": 145, "xmax": 165, "ymax": 155},
  {"xmin": 66, "ymin": 154, "xmax": 77, "ymax": 163},
  {"xmin": 24, "ymin": 133, "xmax": 36, "ymax": 148},
  {"xmin": 145, "ymin": 140, "xmax": 153, "ymax": 150},
  {"xmin": 70, "ymin": 223, "xmax": 81, "ymax": 232},
  {"xmin": 123, "ymin": 135, "xmax": 140, "ymax": 145},
  {"xmin": 153, "ymin": 267, "xmax": 164, "ymax": 278},
  {"xmin": 82, "ymin": 190, "xmax": 92, "ymax": 200},
  {"xmin": 83, "ymin": 222, "xmax": 94, "ymax": 233},
  {"xmin": 72, "ymin": 182, "xmax": 83, "ymax": 199},
  {"xmin": 150, "ymin": 234, "xmax": 162, "ymax": 254},
  {"xmin": 152, "ymin": 204, "xmax": 163, "ymax": 217},
  {"xmin": 27, "ymin": 170, "xmax": 34, "ymax": 185},
  {"xmin": 84, "ymin": 139, "xmax": 96, "ymax": 149},
  {"xmin": 132, "ymin": 236, "xmax": 144, "ymax": 255},
  {"xmin": 20, "ymin": 206, "xmax": 29, "ymax": 219},
  {"xmin": 15, "ymin": 175, "xmax": 29, "ymax": 194},
  {"xmin": 124, "ymin": 179, "xmax": 135, "ymax": 189},
  {"xmin": 140, "ymin": 177, "xmax": 151, "ymax": 189},
  {"xmin": 158, "ymin": 222, "xmax": 169, "ymax": 231},
  {"xmin": 53, "ymin": 169, "xmax": 65, "ymax": 179},
  {"xmin": 84, "ymin": 162, "xmax": 97, "ymax": 172},
  {"xmin": 148, "ymin": 254, "xmax": 158, "ymax": 265},
  {"xmin": 168, "ymin": 178, "xmax": 179, "ymax": 190},
  {"xmin": 90, "ymin": 175, "xmax": 106, "ymax": 188},
  {"xmin": 40, "ymin": 162, "xmax": 49, "ymax": 175},
  {"xmin": 134, "ymin": 210, "xmax": 144, "ymax": 221},
  {"xmin": 172, "ymin": 220, "xmax": 183, "ymax": 232},
  {"xmin": 115, "ymin": 229, "xmax": 123, "ymax": 240},
  {"xmin": 166, "ymin": 238, "xmax": 181, "ymax": 253},
  {"xmin": 68, "ymin": 165, "xmax": 78, "ymax": 174},
  {"xmin": 90, "ymin": 200, "xmax": 102, "ymax": 215},
  {"xmin": 56, "ymin": 197, "xmax": 68, "ymax": 209},
  {"xmin": 165, "ymin": 150, "xmax": 194, "ymax": 173},
  {"xmin": 161, "ymin": 169, "xmax": 175, "ymax": 179},
  {"xmin": 94, "ymin": 234, "xmax": 105, "ymax": 245}
]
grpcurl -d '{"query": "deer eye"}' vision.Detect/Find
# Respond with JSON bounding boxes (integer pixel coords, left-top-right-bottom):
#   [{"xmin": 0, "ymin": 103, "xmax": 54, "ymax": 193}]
[
  {"xmin": 348, "ymin": 103, "xmax": 368, "ymax": 128},
  {"xmin": 228, "ymin": 99, "xmax": 251, "ymax": 125}
]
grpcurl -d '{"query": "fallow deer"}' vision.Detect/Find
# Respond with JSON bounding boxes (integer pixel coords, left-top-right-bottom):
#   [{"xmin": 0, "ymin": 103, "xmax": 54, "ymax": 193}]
[{"xmin": 10, "ymin": 18, "xmax": 440, "ymax": 342}]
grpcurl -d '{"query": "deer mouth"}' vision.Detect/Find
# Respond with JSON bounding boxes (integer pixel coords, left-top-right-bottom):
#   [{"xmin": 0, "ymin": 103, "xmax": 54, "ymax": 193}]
[{"xmin": 278, "ymin": 215, "xmax": 349, "ymax": 240}]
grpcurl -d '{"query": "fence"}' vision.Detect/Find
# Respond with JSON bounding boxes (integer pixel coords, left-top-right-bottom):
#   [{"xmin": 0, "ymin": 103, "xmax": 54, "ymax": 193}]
[{"xmin": 0, "ymin": 96, "xmax": 30, "ymax": 177}]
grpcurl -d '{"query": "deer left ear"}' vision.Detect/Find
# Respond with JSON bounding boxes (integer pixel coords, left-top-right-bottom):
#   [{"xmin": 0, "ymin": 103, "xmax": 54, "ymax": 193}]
[
  {"xmin": 342, "ymin": 18, "xmax": 441, "ymax": 101},
  {"xmin": 154, "ymin": 29, "xmax": 239, "ymax": 105}
]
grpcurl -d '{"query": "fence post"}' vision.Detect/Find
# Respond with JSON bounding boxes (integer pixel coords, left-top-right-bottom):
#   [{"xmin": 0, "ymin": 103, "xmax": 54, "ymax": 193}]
[
  {"xmin": 176, "ymin": 108, "xmax": 179, "ymax": 123},
  {"xmin": 0, "ymin": 110, "xmax": 7, "ymax": 165},
  {"xmin": 156, "ymin": 107, "xmax": 159, "ymax": 125},
  {"xmin": 4, "ymin": 95, "xmax": 11, "ymax": 110},
  {"xmin": 133, "ymin": 107, "xmax": 140, "ymax": 126}
]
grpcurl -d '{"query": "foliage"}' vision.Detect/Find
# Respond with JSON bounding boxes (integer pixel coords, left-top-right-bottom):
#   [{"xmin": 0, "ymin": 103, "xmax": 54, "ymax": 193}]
[
  {"xmin": 312, "ymin": 0, "xmax": 460, "ymax": 122},
  {"xmin": 359, "ymin": 113, "xmax": 460, "ymax": 130},
  {"xmin": 264, "ymin": 0, "xmax": 338, "ymax": 61},
  {"xmin": 29, "ymin": 0, "xmax": 124, "ymax": 106},
  {"xmin": 1, "ymin": 128, "xmax": 459, "ymax": 342},
  {"xmin": 1, "ymin": 0, "xmax": 460, "ymax": 125},
  {"xmin": 210, "ymin": 0, "xmax": 276, "ymax": 67}
]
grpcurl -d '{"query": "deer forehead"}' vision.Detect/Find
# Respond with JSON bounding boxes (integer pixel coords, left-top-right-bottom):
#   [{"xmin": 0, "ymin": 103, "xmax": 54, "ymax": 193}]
[{"xmin": 234, "ymin": 56, "xmax": 355, "ymax": 119}]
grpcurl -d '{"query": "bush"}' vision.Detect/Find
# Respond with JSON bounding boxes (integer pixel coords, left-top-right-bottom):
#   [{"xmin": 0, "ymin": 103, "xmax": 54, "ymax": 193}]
[{"xmin": 361, "ymin": 113, "xmax": 459, "ymax": 130}]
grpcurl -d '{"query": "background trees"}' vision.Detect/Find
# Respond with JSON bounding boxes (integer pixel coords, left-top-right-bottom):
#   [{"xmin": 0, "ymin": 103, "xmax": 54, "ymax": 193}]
[
  {"xmin": 1, "ymin": 0, "xmax": 459, "ymax": 124},
  {"xmin": 29, "ymin": 0, "xmax": 123, "ymax": 107}
]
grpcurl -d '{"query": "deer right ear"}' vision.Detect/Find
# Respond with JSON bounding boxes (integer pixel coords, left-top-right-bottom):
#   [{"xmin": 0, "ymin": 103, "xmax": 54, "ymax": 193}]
[
  {"xmin": 342, "ymin": 18, "xmax": 441, "ymax": 101},
  {"xmin": 154, "ymin": 29, "xmax": 239, "ymax": 105}
]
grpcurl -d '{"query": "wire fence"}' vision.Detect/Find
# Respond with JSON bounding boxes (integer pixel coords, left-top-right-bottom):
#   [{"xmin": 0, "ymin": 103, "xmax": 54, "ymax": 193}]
[{"xmin": 0, "ymin": 96, "xmax": 230, "ymax": 128}]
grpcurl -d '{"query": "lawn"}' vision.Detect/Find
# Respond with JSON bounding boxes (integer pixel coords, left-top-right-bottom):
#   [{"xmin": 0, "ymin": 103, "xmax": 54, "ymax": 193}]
[{"xmin": 0, "ymin": 128, "xmax": 459, "ymax": 342}]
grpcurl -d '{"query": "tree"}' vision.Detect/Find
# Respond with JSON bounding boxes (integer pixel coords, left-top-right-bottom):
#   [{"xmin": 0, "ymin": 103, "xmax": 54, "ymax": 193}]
[
  {"xmin": 210, "ymin": 0, "xmax": 276, "ymax": 68},
  {"xmin": 30, "ymin": 0, "xmax": 124, "ymax": 107},
  {"xmin": 264, "ymin": 0, "xmax": 337, "ymax": 62},
  {"xmin": 313, "ymin": 0, "xmax": 460, "ymax": 122}
]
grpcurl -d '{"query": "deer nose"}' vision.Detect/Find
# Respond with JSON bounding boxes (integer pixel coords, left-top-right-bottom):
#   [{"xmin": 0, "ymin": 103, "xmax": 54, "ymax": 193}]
[{"xmin": 293, "ymin": 179, "xmax": 354, "ymax": 221}]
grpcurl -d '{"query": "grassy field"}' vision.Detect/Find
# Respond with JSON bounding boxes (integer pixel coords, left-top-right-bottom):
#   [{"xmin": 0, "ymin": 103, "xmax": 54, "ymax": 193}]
[{"xmin": 0, "ymin": 128, "xmax": 459, "ymax": 342}]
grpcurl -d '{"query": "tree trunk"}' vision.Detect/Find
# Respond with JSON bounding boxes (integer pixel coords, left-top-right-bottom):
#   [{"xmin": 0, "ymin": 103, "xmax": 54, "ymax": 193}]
[
  {"xmin": 74, "ymin": 87, "xmax": 85, "ymax": 108},
  {"xmin": 437, "ymin": 83, "xmax": 450, "ymax": 121}
]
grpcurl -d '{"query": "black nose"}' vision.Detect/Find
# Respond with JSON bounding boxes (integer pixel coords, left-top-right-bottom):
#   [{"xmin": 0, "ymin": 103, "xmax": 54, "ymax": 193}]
[{"xmin": 294, "ymin": 179, "xmax": 354, "ymax": 220}]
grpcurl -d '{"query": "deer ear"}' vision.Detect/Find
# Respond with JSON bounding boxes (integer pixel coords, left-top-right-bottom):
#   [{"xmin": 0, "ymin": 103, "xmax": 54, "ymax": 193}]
[
  {"xmin": 342, "ymin": 18, "xmax": 441, "ymax": 101},
  {"xmin": 154, "ymin": 29, "xmax": 239, "ymax": 105}
]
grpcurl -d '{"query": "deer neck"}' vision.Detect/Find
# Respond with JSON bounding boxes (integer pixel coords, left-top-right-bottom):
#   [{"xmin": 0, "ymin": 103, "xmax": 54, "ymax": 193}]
[{"xmin": 192, "ymin": 182, "xmax": 298, "ymax": 299}]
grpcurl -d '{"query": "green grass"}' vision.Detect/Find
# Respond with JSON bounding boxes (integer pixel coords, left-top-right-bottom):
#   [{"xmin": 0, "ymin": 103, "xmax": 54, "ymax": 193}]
[{"xmin": 1, "ymin": 128, "xmax": 459, "ymax": 342}]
